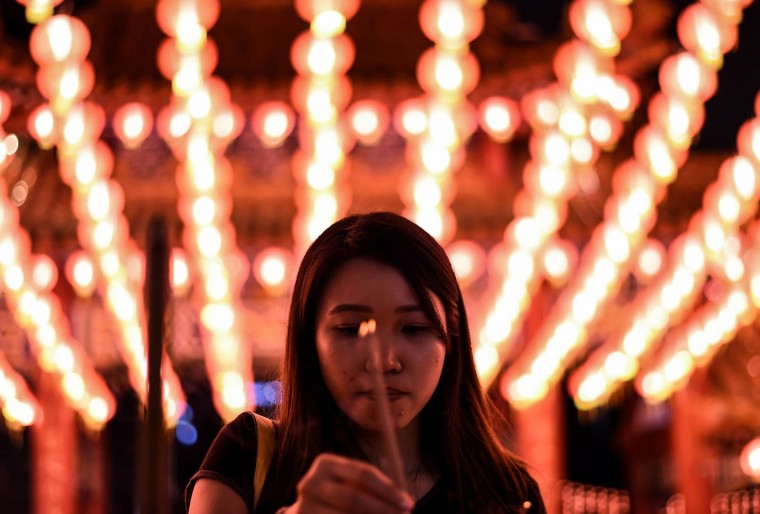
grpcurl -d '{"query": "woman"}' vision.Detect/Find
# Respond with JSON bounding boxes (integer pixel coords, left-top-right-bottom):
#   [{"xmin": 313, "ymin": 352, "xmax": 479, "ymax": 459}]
[{"xmin": 187, "ymin": 211, "xmax": 546, "ymax": 513}]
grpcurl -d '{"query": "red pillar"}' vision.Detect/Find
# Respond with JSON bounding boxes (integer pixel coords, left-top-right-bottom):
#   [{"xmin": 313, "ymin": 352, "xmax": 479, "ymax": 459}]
[
  {"xmin": 32, "ymin": 372, "xmax": 78, "ymax": 514},
  {"xmin": 515, "ymin": 384, "xmax": 565, "ymax": 514},
  {"xmin": 671, "ymin": 377, "xmax": 713, "ymax": 514}
]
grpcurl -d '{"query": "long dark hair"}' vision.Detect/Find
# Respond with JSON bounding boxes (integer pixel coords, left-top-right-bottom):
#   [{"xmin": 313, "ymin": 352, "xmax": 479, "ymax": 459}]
[{"xmin": 256, "ymin": 211, "xmax": 540, "ymax": 512}]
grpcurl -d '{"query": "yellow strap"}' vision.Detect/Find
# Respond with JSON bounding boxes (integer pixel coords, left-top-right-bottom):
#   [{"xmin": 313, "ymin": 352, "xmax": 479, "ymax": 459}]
[{"xmin": 253, "ymin": 412, "xmax": 276, "ymax": 511}]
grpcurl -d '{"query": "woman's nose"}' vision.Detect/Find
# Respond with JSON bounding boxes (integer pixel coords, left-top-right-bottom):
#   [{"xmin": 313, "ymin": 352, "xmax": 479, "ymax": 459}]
[{"xmin": 366, "ymin": 334, "xmax": 402, "ymax": 373}]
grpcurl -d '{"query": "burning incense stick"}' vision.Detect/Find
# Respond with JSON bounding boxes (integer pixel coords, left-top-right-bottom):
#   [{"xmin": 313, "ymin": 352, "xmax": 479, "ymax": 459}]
[{"xmin": 359, "ymin": 319, "xmax": 408, "ymax": 493}]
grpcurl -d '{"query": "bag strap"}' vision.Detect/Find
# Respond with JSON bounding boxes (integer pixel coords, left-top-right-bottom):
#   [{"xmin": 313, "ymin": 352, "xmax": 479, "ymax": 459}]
[{"xmin": 253, "ymin": 412, "xmax": 276, "ymax": 512}]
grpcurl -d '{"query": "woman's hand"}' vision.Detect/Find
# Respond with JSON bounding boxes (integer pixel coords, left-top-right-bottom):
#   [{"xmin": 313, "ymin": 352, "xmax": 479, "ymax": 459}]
[{"xmin": 282, "ymin": 453, "xmax": 414, "ymax": 514}]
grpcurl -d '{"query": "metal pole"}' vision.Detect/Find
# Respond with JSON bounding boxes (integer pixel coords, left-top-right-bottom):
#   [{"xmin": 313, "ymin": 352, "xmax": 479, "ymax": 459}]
[{"xmin": 143, "ymin": 216, "xmax": 169, "ymax": 514}]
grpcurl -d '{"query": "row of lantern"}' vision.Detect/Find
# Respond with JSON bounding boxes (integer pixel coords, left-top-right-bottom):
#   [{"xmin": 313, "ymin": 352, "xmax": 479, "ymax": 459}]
[
  {"xmin": 26, "ymin": 12, "xmax": 186, "ymax": 425},
  {"xmin": 287, "ymin": 0, "xmax": 357, "ymax": 253},
  {"xmin": 27, "ymin": 91, "xmax": 531, "ymax": 157},
  {"xmin": 473, "ymin": 0, "xmax": 638, "ymax": 386},
  {"xmin": 155, "ymin": 0, "xmax": 255, "ymax": 421},
  {"xmin": 0, "ymin": 174, "xmax": 115, "ymax": 428},
  {"xmin": 400, "ymin": 0, "xmax": 485, "ymax": 245},
  {"xmin": 501, "ymin": 0, "xmax": 749, "ymax": 409},
  {"xmin": 567, "ymin": 93, "xmax": 760, "ymax": 409}
]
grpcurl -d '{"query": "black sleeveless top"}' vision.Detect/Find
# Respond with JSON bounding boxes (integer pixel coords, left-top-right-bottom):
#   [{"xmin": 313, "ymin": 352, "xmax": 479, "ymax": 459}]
[{"xmin": 185, "ymin": 412, "xmax": 546, "ymax": 514}]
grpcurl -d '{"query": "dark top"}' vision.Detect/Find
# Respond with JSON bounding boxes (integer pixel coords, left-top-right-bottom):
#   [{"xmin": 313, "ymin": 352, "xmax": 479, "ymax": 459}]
[{"xmin": 186, "ymin": 412, "xmax": 546, "ymax": 514}]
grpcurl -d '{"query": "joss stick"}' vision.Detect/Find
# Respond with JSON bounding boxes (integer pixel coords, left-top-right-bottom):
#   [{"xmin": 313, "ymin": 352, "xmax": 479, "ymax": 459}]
[{"xmin": 359, "ymin": 319, "xmax": 408, "ymax": 493}]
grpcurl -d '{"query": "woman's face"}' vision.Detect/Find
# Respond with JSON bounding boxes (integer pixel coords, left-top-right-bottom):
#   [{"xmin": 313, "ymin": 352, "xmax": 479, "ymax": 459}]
[{"xmin": 315, "ymin": 258, "xmax": 447, "ymax": 433}]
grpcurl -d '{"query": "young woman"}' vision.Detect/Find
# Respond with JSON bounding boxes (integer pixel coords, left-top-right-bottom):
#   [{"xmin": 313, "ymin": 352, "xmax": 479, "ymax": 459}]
[{"xmin": 187, "ymin": 211, "xmax": 546, "ymax": 513}]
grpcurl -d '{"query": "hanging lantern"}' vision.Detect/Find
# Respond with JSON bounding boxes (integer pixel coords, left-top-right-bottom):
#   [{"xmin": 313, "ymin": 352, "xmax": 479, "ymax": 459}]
[
  {"xmin": 113, "ymin": 102, "xmax": 154, "ymax": 149},
  {"xmin": 252, "ymin": 246, "xmax": 293, "ymax": 296},
  {"xmin": 0, "ymin": 91, "xmax": 11, "ymax": 124},
  {"xmin": 446, "ymin": 239, "xmax": 486, "ymax": 288},
  {"xmin": 347, "ymin": 99, "xmax": 389, "ymax": 145},
  {"xmin": 568, "ymin": 0, "xmax": 632, "ymax": 56},
  {"xmin": 294, "ymin": 0, "xmax": 360, "ymax": 22},
  {"xmin": 416, "ymin": 48, "xmax": 479, "ymax": 98},
  {"xmin": 27, "ymin": 103, "xmax": 58, "ymax": 148},
  {"xmin": 393, "ymin": 97, "xmax": 428, "ymax": 139},
  {"xmin": 677, "ymin": 3, "xmax": 737, "ymax": 69},
  {"xmin": 252, "ymin": 101, "xmax": 296, "ymax": 148},
  {"xmin": 35, "ymin": 60, "xmax": 95, "ymax": 110},
  {"xmin": 31, "ymin": 254, "xmax": 59, "ymax": 292},
  {"xmin": 478, "ymin": 96, "xmax": 520, "ymax": 143},
  {"xmin": 64, "ymin": 250, "xmax": 96, "ymax": 297},
  {"xmin": 29, "ymin": 14, "xmax": 90, "ymax": 64},
  {"xmin": 291, "ymin": 31, "xmax": 355, "ymax": 78},
  {"xmin": 156, "ymin": 37, "xmax": 218, "ymax": 81},
  {"xmin": 155, "ymin": 0, "xmax": 220, "ymax": 41},
  {"xmin": 418, "ymin": 0, "xmax": 484, "ymax": 46},
  {"xmin": 659, "ymin": 52, "xmax": 717, "ymax": 104},
  {"xmin": 171, "ymin": 247, "xmax": 192, "ymax": 296}
]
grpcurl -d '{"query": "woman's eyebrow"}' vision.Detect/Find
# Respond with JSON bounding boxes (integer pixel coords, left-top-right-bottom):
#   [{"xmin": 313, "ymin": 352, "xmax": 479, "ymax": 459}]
[
  {"xmin": 327, "ymin": 304, "xmax": 423, "ymax": 314},
  {"xmin": 328, "ymin": 304, "xmax": 372, "ymax": 314}
]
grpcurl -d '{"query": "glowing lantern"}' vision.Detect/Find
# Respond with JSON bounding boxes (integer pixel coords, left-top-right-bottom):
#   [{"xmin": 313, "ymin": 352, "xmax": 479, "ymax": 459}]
[
  {"xmin": 35, "ymin": 60, "xmax": 95, "ymax": 109},
  {"xmin": 29, "ymin": 14, "xmax": 90, "ymax": 64},
  {"xmin": 212, "ymin": 103, "xmax": 244, "ymax": 145},
  {"xmin": 171, "ymin": 248, "xmax": 192, "ymax": 296},
  {"xmin": 416, "ymin": 48, "xmax": 479, "ymax": 98},
  {"xmin": 659, "ymin": 52, "xmax": 718, "ymax": 104},
  {"xmin": 0, "ymin": 91, "xmax": 10, "ymax": 124},
  {"xmin": 253, "ymin": 247, "xmax": 292, "ymax": 296},
  {"xmin": 290, "ymin": 75, "xmax": 352, "ymax": 117},
  {"xmin": 478, "ymin": 96, "xmax": 520, "ymax": 142},
  {"xmin": 155, "ymin": 0, "xmax": 220, "ymax": 39},
  {"xmin": 113, "ymin": 102, "xmax": 154, "ymax": 149},
  {"xmin": 418, "ymin": 0, "xmax": 484, "ymax": 45},
  {"xmin": 58, "ymin": 102, "xmax": 107, "ymax": 149},
  {"xmin": 294, "ymin": 0, "xmax": 360, "ymax": 22},
  {"xmin": 31, "ymin": 254, "xmax": 59, "ymax": 292},
  {"xmin": 58, "ymin": 141, "xmax": 115, "ymax": 190},
  {"xmin": 542, "ymin": 239, "xmax": 577, "ymax": 287},
  {"xmin": 737, "ymin": 119, "xmax": 760, "ymax": 162},
  {"xmin": 252, "ymin": 101, "xmax": 296, "ymax": 148},
  {"xmin": 156, "ymin": 37, "xmax": 218, "ymax": 81},
  {"xmin": 27, "ymin": 103, "xmax": 57, "ymax": 148},
  {"xmin": 634, "ymin": 239, "xmax": 665, "ymax": 283},
  {"xmin": 291, "ymin": 32, "xmax": 355, "ymax": 78},
  {"xmin": 553, "ymin": 40, "xmax": 611, "ymax": 100},
  {"xmin": 347, "ymin": 100, "xmax": 389, "ymax": 145},
  {"xmin": 648, "ymin": 92, "xmax": 705, "ymax": 149},
  {"xmin": 394, "ymin": 97, "xmax": 428, "ymax": 138},
  {"xmin": 446, "ymin": 240, "xmax": 486, "ymax": 288},
  {"xmin": 740, "ymin": 436, "xmax": 760, "ymax": 481},
  {"xmin": 569, "ymin": 0, "xmax": 631, "ymax": 56},
  {"xmin": 677, "ymin": 3, "xmax": 737, "ymax": 69},
  {"xmin": 65, "ymin": 250, "xmax": 96, "ymax": 297}
]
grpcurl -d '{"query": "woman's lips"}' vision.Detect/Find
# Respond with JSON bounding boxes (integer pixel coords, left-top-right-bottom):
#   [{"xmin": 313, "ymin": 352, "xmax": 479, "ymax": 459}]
[{"xmin": 359, "ymin": 389, "xmax": 407, "ymax": 401}]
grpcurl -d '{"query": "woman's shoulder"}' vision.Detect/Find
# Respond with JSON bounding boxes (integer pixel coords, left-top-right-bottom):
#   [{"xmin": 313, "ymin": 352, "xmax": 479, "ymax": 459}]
[{"xmin": 185, "ymin": 411, "xmax": 269, "ymax": 513}]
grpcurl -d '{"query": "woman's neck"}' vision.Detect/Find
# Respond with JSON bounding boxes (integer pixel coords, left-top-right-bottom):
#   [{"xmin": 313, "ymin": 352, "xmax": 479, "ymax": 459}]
[{"xmin": 354, "ymin": 420, "xmax": 438, "ymax": 500}]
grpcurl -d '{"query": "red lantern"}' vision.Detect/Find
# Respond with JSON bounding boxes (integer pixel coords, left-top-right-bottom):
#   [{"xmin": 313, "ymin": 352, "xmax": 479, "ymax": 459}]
[
  {"xmin": 659, "ymin": 52, "xmax": 717, "ymax": 104},
  {"xmin": 569, "ymin": 0, "xmax": 631, "ymax": 56},
  {"xmin": 478, "ymin": 96, "xmax": 520, "ymax": 142},
  {"xmin": 291, "ymin": 31, "xmax": 355, "ymax": 78},
  {"xmin": 156, "ymin": 37, "xmax": 218, "ymax": 80},
  {"xmin": 113, "ymin": 102, "xmax": 154, "ymax": 149},
  {"xmin": 294, "ymin": 0, "xmax": 359, "ymax": 22},
  {"xmin": 677, "ymin": 3, "xmax": 737, "ymax": 69},
  {"xmin": 155, "ymin": 0, "xmax": 220, "ymax": 37},
  {"xmin": 419, "ymin": 0, "xmax": 484, "ymax": 45},
  {"xmin": 27, "ymin": 103, "xmax": 57, "ymax": 148},
  {"xmin": 252, "ymin": 101, "xmax": 296, "ymax": 148},
  {"xmin": 416, "ymin": 47, "xmax": 479, "ymax": 98},
  {"xmin": 29, "ymin": 14, "xmax": 89, "ymax": 64},
  {"xmin": 35, "ymin": 60, "xmax": 95, "ymax": 108},
  {"xmin": 347, "ymin": 99, "xmax": 389, "ymax": 145},
  {"xmin": 0, "ymin": 91, "xmax": 11, "ymax": 124}
]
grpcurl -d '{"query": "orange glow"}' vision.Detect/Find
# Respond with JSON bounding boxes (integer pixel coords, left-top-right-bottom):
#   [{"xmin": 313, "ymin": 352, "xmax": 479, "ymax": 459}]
[
  {"xmin": 156, "ymin": 37, "xmax": 218, "ymax": 81},
  {"xmin": 113, "ymin": 102, "xmax": 154, "ymax": 149},
  {"xmin": 446, "ymin": 240, "xmax": 486, "ymax": 288},
  {"xmin": 740, "ymin": 436, "xmax": 760, "ymax": 480},
  {"xmin": 635, "ymin": 239, "xmax": 665, "ymax": 282},
  {"xmin": 31, "ymin": 254, "xmax": 59, "ymax": 292},
  {"xmin": 156, "ymin": 0, "xmax": 220, "ymax": 39},
  {"xmin": 27, "ymin": 103, "xmax": 57, "ymax": 148},
  {"xmin": 253, "ymin": 247, "xmax": 292, "ymax": 295},
  {"xmin": 393, "ymin": 97, "xmax": 428, "ymax": 138},
  {"xmin": 29, "ymin": 15, "xmax": 90, "ymax": 66},
  {"xmin": 649, "ymin": 93, "xmax": 705, "ymax": 149},
  {"xmin": 294, "ymin": 0, "xmax": 360, "ymax": 22},
  {"xmin": 416, "ymin": 48, "xmax": 479, "ymax": 98},
  {"xmin": 659, "ymin": 52, "xmax": 717, "ymax": 103},
  {"xmin": 419, "ymin": 0, "xmax": 484, "ymax": 45},
  {"xmin": 347, "ymin": 99, "xmax": 389, "ymax": 145},
  {"xmin": 291, "ymin": 32, "xmax": 355, "ymax": 77},
  {"xmin": 569, "ymin": 0, "xmax": 631, "ymax": 55},
  {"xmin": 36, "ymin": 60, "xmax": 95, "ymax": 109},
  {"xmin": 64, "ymin": 250, "xmax": 96, "ymax": 297},
  {"xmin": 478, "ymin": 96, "xmax": 520, "ymax": 142},
  {"xmin": 677, "ymin": 3, "xmax": 737, "ymax": 68}
]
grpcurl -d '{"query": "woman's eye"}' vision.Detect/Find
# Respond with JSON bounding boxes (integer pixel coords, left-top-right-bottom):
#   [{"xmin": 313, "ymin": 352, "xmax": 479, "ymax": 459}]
[
  {"xmin": 335, "ymin": 324, "xmax": 360, "ymax": 336},
  {"xmin": 402, "ymin": 324, "xmax": 431, "ymax": 336}
]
